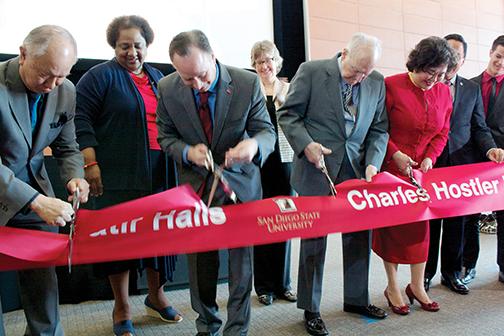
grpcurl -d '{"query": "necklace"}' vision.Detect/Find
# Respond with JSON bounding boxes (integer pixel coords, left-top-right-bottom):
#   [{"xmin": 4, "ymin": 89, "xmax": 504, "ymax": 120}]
[{"xmin": 131, "ymin": 67, "xmax": 143, "ymax": 76}]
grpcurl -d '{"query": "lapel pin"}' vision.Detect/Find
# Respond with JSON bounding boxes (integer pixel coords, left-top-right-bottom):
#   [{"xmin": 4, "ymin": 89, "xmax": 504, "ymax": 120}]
[{"xmin": 226, "ymin": 88, "xmax": 232, "ymax": 95}]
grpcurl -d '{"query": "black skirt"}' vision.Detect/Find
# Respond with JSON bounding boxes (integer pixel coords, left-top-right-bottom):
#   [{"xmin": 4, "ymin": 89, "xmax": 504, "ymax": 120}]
[{"xmin": 92, "ymin": 150, "xmax": 176, "ymax": 285}]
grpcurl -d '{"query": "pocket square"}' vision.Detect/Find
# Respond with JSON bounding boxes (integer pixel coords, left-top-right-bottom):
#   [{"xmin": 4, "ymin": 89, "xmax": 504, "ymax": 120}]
[{"xmin": 50, "ymin": 113, "xmax": 69, "ymax": 128}]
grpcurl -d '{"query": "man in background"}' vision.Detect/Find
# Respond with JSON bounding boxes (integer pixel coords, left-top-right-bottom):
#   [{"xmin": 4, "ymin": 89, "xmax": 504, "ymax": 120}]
[
  {"xmin": 425, "ymin": 33, "xmax": 504, "ymax": 294},
  {"xmin": 472, "ymin": 35, "xmax": 504, "ymax": 284}
]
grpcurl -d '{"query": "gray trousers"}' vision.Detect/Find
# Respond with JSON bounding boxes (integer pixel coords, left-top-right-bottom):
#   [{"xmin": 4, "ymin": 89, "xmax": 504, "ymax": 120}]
[
  {"xmin": 19, "ymin": 267, "xmax": 63, "ymax": 336},
  {"xmin": 297, "ymin": 231, "xmax": 371, "ymax": 312},
  {"xmin": 187, "ymin": 247, "xmax": 253, "ymax": 336},
  {"xmin": 8, "ymin": 214, "xmax": 63, "ymax": 336}
]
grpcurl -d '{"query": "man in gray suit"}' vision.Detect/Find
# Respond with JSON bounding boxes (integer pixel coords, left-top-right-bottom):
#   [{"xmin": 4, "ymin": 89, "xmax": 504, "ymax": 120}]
[
  {"xmin": 472, "ymin": 35, "xmax": 504, "ymax": 284},
  {"xmin": 0, "ymin": 25, "xmax": 89, "ymax": 335},
  {"xmin": 278, "ymin": 33, "xmax": 389, "ymax": 336},
  {"xmin": 156, "ymin": 30, "xmax": 275, "ymax": 336}
]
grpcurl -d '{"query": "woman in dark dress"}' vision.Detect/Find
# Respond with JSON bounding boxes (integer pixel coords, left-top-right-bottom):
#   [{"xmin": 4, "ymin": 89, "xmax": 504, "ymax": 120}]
[
  {"xmin": 250, "ymin": 40, "xmax": 297, "ymax": 306},
  {"xmin": 75, "ymin": 16, "xmax": 181, "ymax": 336}
]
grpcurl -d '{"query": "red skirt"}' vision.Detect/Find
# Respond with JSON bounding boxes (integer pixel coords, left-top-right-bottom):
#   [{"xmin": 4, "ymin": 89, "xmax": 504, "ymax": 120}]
[{"xmin": 372, "ymin": 220, "xmax": 430, "ymax": 264}]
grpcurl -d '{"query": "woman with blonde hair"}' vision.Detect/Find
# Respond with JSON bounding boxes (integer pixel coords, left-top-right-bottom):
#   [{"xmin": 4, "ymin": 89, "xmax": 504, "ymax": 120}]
[{"xmin": 250, "ymin": 40, "xmax": 297, "ymax": 306}]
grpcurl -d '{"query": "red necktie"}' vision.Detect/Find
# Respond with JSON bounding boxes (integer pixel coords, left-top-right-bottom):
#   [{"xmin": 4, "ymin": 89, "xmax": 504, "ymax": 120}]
[{"xmin": 198, "ymin": 91, "xmax": 213, "ymax": 143}]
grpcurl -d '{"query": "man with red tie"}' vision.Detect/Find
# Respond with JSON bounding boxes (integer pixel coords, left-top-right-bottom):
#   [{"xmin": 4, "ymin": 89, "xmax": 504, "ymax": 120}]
[
  {"xmin": 472, "ymin": 35, "xmax": 504, "ymax": 284},
  {"xmin": 156, "ymin": 30, "xmax": 275, "ymax": 336}
]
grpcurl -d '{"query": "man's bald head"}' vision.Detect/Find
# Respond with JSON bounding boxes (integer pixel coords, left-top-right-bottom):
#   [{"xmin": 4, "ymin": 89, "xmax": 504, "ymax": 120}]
[{"xmin": 18, "ymin": 25, "xmax": 78, "ymax": 93}]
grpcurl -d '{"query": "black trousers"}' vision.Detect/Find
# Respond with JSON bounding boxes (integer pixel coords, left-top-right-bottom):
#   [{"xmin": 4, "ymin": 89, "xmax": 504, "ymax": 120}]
[
  {"xmin": 0, "ymin": 295, "xmax": 5, "ymax": 336},
  {"xmin": 426, "ymin": 213, "xmax": 479, "ymax": 278},
  {"xmin": 496, "ymin": 210, "xmax": 504, "ymax": 272},
  {"xmin": 254, "ymin": 241, "xmax": 292, "ymax": 295}
]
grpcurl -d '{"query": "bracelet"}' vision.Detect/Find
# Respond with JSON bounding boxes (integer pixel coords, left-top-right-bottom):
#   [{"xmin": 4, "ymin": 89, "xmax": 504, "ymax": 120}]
[{"xmin": 83, "ymin": 161, "xmax": 98, "ymax": 169}]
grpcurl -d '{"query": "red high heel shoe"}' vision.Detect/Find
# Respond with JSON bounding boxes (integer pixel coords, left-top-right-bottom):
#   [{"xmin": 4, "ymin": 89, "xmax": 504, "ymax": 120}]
[
  {"xmin": 405, "ymin": 284, "xmax": 440, "ymax": 312},
  {"xmin": 384, "ymin": 289, "xmax": 410, "ymax": 315}
]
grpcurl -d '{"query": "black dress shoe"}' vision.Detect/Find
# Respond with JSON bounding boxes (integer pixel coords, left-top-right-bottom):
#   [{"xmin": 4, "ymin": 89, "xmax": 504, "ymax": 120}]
[
  {"xmin": 441, "ymin": 273, "xmax": 469, "ymax": 294},
  {"xmin": 499, "ymin": 271, "xmax": 504, "ymax": 283},
  {"xmin": 258, "ymin": 294, "xmax": 273, "ymax": 305},
  {"xmin": 304, "ymin": 316, "xmax": 329, "ymax": 336},
  {"xmin": 462, "ymin": 268, "xmax": 476, "ymax": 285},
  {"xmin": 424, "ymin": 277, "xmax": 431, "ymax": 292},
  {"xmin": 343, "ymin": 303, "xmax": 388, "ymax": 319}
]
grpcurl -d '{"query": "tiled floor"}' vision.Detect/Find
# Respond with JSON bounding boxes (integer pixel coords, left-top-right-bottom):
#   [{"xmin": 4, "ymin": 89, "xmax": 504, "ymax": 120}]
[{"xmin": 4, "ymin": 233, "xmax": 504, "ymax": 335}]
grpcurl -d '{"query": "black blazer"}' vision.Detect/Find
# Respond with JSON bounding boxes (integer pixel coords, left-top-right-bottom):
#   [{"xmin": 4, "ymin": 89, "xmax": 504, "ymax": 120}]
[
  {"xmin": 436, "ymin": 76, "xmax": 496, "ymax": 167},
  {"xmin": 472, "ymin": 73, "xmax": 504, "ymax": 150}
]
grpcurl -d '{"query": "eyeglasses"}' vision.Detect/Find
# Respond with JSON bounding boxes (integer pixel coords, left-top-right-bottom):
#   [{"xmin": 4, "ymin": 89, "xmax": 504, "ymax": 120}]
[
  {"xmin": 255, "ymin": 57, "xmax": 274, "ymax": 66},
  {"xmin": 424, "ymin": 68, "xmax": 446, "ymax": 80}
]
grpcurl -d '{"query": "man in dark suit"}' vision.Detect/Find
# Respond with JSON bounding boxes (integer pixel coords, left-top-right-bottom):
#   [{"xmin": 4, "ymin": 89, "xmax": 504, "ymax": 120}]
[
  {"xmin": 156, "ymin": 30, "xmax": 275, "ymax": 336},
  {"xmin": 425, "ymin": 34, "xmax": 504, "ymax": 295},
  {"xmin": 278, "ymin": 32, "xmax": 389, "ymax": 336},
  {"xmin": 0, "ymin": 25, "xmax": 89, "ymax": 335},
  {"xmin": 472, "ymin": 35, "xmax": 504, "ymax": 284}
]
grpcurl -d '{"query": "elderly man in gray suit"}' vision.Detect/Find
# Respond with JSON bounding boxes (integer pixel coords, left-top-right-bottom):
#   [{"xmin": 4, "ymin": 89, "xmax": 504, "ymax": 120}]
[
  {"xmin": 0, "ymin": 25, "xmax": 89, "ymax": 336},
  {"xmin": 156, "ymin": 30, "xmax": 275, "ymax": 336},
  {"xmin": 278, "ymin": 32, "xmax": 389, "ymax": 336}
]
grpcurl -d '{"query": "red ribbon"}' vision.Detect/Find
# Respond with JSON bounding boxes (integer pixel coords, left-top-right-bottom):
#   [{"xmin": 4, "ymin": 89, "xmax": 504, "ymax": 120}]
[{"xmin": 1, "ymin": 161, "xmax": 504, "ymax": 271}]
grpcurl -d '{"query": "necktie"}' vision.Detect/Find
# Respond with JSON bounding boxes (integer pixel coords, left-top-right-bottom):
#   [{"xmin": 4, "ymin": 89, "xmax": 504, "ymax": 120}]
[
  {"xmin": 488, "ymin": 77, "xmax": 497, "ymax": 115},
  {"xmin": 29, "ymin": 94, "xmax": 41, "ymax": 132},
  {"xmin": 198, "ymin": 91, "xmax": 213, "ymax": 143},
  {"xmin": 343, "ymin": 84, "xmax": 353, "ymax": 114}
]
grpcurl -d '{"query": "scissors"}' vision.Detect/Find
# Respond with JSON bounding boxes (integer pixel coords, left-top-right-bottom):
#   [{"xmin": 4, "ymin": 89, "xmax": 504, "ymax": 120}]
[
  {"xmin": 205, "ymin": 150, "xmax": 237, "ymax": 207},
  {"xmin": 68, "ymin": 188, "xmax": 80, "ymax": 273},
  {"xmin": 407, "ymin": 165, "xmax": 430, "ymax": 200},
  {"xmin": 319, "ymin": 150, "xmax": 337, "ymax": 197}
]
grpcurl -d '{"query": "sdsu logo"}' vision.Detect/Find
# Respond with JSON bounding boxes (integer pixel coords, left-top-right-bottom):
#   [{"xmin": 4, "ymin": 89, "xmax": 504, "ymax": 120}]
[{"xmin": 273, "ymin": 198, "xmax": 297, "ymax": 213}]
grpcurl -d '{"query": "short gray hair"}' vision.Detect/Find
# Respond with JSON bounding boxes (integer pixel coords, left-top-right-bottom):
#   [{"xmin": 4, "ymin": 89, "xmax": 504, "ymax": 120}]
[
  {"xmin": 22, "ymin": 25, "xmax": 77, "ymax": 58},
  {"xmin": 169, "ymin": 29, "xmax": 213, "ymax": 60},
  {"xmin": 346, "ymin": 32, "xmax": 382, "ymax": 63},
  {"xmin": 250, "ymin": 40, "xmax": 283, "ymax": 73}
]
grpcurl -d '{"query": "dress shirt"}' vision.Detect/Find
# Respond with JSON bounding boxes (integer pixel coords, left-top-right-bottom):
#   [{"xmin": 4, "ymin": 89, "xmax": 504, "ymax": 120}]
[{"xmin": 481, "ymin": 71, "xmax": 504, "ymax": 115}]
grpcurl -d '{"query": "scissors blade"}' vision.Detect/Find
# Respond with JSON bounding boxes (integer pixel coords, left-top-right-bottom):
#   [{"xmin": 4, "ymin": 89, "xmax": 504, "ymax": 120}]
[
  {"xmin": 319, "ymin": 155, "xmax": 337, "ymax": 197},
  {"xmin": 207, "ymin": 174, "xmax": 220, "ymax": 207},
  {"xmin": 214, "ymin": 165, "xmax": 237, "ymax": 203},
  {"xmin": 68, "ymin": 189, "xmax": 80, "ymax": 273}
]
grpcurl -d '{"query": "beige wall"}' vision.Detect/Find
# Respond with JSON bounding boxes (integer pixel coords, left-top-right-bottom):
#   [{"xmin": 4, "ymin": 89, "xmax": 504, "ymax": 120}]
[{"xmin": 306, "ymin": 0, "xmax": 504, "ymax": 78}]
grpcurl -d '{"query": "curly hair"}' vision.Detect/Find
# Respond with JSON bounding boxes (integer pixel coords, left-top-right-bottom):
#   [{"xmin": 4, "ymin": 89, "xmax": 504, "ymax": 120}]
[
  {"xmin": 406, "ymin": 36, "xmax": 457, "ymax": 72},
  {"xmin": 106, "ymin": 15, "xmax": 154, "ymax": 48}
]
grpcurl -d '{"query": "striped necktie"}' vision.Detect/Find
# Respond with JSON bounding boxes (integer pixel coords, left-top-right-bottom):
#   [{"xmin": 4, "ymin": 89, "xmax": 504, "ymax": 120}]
[{"xmin": 343, "ymin": 83, "xmax": 353, "ymax": 114}]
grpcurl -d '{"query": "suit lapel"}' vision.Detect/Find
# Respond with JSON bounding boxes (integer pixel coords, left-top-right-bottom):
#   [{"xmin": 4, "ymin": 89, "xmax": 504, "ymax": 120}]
[
  {"xmin": 5, "ymin": 57, "xmax": 32, "ymax": 148},
  {"xmin": 354, "ymin": 78, "xmax": 370, "ymax": 133},
  {"xmin": 178, "ymin": 81, "xmax": 208, "ymax": 145},
  {"xmin": 212, "ymin": 64, "xmax": 233, "ymax": 150},
  {"xmin": 324, "ymin": 56, "xmax": 346, "ymax": 136}
]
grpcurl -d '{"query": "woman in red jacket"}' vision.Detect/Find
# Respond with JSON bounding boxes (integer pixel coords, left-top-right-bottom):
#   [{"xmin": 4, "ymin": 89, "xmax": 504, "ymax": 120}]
[{"xmin": 373, "ymin": 36, "xmax": 456, "ymax": 315}]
